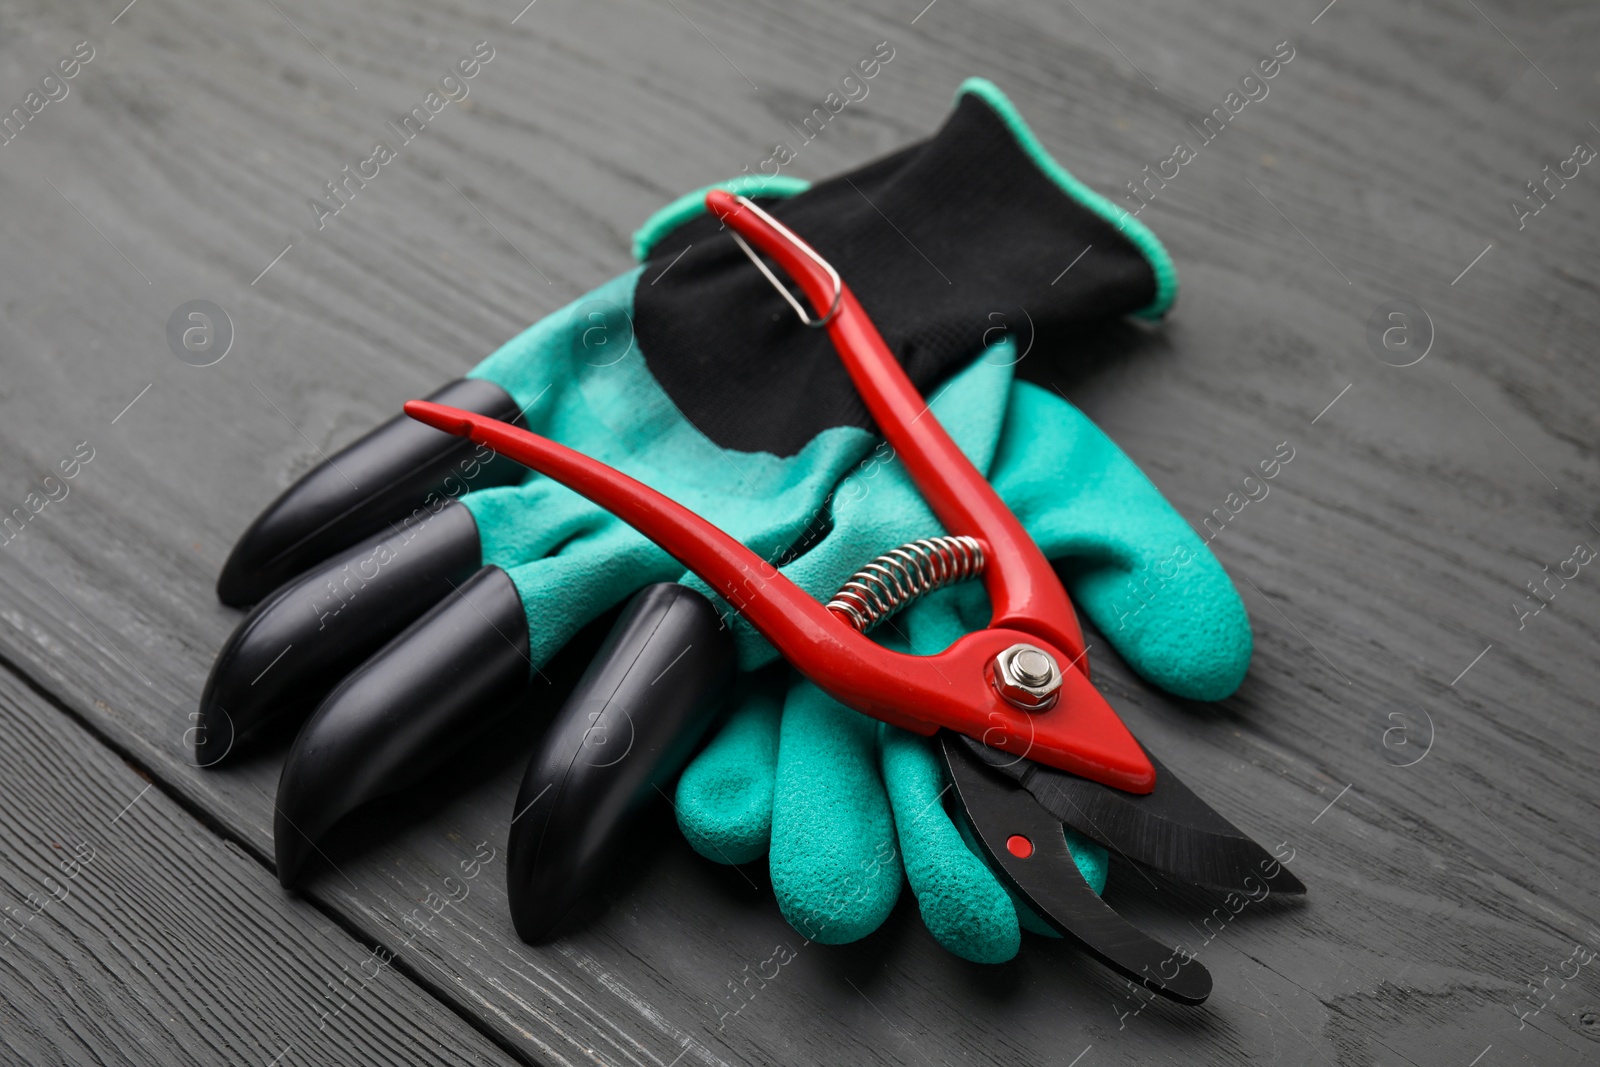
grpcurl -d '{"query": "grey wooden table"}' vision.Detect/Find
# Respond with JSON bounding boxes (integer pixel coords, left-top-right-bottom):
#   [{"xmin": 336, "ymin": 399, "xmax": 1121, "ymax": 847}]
[{"xmin": 1, "ymin": 0, "xmax": 1597, "ymax": 1062}]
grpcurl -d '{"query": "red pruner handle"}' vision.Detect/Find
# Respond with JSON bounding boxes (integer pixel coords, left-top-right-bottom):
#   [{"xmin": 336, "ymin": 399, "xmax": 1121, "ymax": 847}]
[{"xmin": 706, "ymin": 190, "xmax": 1087, "ymax": 668}]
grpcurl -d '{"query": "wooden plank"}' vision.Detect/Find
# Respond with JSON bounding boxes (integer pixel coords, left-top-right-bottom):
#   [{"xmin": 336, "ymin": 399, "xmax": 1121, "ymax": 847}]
[
  {"xmin": 0, "ymin": 660, "xmax": 515, "ymax": 1066},
  {"xmin": 0, "ymin": 0, "xmax": 1596, "ymax": 1062}
]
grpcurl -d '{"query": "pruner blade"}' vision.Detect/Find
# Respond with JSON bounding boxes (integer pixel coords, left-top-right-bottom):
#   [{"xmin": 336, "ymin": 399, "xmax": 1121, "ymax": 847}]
[
  {"xmin": 941, "ymin": 732, "xmax": 1212, "ymax": 1004},
  {"xmin": 956, "ymin": 734, "xmax": 1305, "ymax": 896}
]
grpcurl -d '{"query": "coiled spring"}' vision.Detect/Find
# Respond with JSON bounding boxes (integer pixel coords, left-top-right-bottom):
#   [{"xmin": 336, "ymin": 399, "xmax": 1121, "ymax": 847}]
[{"xmin": 825, "ymin": 535, "xmax": 985, "ymax": 633}]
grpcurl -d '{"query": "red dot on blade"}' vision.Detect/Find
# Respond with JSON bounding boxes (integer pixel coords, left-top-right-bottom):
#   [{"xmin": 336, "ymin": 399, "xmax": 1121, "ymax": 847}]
[{"xmin": 1006, "ymin": 834, "xmax": 1034, "ymax": 859}]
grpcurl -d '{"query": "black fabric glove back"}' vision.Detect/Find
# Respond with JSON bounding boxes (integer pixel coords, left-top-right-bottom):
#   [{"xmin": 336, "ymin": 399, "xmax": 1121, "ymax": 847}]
[{"xmin": 636, "ymin": 82, "xmax": 1172, "ymax": 456}]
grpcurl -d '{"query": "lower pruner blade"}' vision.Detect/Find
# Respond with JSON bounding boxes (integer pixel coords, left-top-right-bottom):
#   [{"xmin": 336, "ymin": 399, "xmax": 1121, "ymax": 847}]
[
  {"xmin": 957, "ymin": 733, "xmax": 1305, "ymax": 896},
  {"xmin": 941, "ymin": 732, "xmax": 1212, "ymax": 1005}
]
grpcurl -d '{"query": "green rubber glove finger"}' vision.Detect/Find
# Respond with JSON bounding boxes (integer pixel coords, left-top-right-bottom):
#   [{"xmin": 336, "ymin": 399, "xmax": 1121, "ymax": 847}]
[
  {"xmin": 768, "ymin": 677, "xmax": 903, "ymax": 944},
  {"xmin": 879, "ymin": 725, "xmax": 1021, "ymax": 964},
  {"xmin": 675, "ymin": 668, "xmax": 786, "ymax": 866},
  {"xmin": 991, "ymin": 383, "xmax": 1253, "ymax": 701}
]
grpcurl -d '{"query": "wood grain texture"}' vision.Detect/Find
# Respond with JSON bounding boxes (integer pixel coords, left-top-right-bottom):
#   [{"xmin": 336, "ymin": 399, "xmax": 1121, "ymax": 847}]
[
  {"xmin": 0, "ymin": 0, "xmax": 1597, "ymax": 1062},
  {"xmin": 0, "ymin": 661, "xmax": 515, "ymax": 1066}
]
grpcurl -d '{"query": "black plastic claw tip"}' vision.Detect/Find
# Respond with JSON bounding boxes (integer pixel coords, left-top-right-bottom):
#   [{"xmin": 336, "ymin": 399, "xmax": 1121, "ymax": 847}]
[
  {"xmin": 508, "ymin": 583, "xmax": 734, "ymax": 942},
  {"xmin": 198, "ymin": 501, "xmax": 483, "ymax": 764},
  {"xmin": 218, "ymin": 378, "xmax": 525, "ymax": 607},
  {"xmin": 273, "ymin": 564, "xmax": 530, "ymax": 888}
]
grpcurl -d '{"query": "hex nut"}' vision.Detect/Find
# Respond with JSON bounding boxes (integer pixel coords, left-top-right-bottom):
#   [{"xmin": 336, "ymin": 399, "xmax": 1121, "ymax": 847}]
[{"xmin": 991, "ymin": 643, "xmax": 1062, "ymax": 710}]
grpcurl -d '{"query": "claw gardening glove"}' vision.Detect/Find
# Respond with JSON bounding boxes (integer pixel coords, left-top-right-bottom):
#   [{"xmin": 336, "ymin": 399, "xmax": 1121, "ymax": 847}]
[{"xmin": 203, "ymin": 78, "xmax": 1178, "ymax": 887}]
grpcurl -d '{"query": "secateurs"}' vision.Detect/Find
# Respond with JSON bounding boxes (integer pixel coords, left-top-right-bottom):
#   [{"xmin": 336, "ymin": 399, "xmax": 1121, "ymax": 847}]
[{"xmin": 407, "ymin": 191, "xmax": 1305, "ymax": 1004}]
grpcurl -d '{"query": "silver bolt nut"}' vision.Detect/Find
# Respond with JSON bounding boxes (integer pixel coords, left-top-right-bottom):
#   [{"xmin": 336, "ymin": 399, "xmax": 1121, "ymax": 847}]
[{"xmin": 991, "ymin": 643, "xmax": 1062, "ymax": 710}]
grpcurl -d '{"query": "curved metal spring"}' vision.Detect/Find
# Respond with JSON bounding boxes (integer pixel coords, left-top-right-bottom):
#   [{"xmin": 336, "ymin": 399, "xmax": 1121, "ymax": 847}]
[{"xmin": 825, "ymin": 535, "xmax": 985, "ymax": 633}]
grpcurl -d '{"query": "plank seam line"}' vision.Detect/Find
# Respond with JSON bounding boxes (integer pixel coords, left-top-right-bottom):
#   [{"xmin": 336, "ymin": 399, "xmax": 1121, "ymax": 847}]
[{"xmin": 0, "ymin": 644, "xmax": 543, "ymax": 1067}]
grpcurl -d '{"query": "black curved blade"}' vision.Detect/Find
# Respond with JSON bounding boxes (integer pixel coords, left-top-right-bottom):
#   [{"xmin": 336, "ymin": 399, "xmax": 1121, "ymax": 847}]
[
  {"xmin": 218, "ymin": 378, "xmax": 525, "ymax": 607},
  {"xmin": 942, "ymin": 732, "xmax": 1211, "ymax": 1004},
  {"xmin": 509, "ymin": 583, "xmax": 733, "ymax": 943},
  {"xmin": 197, "ymin": 501, "xmax": 482, "ymax": 766},
  {"xmin": 274, "ymin": 564, "xmax": 529, "ymax": 888},
  {"xmin": 958, "ymin": 734, "xmax": 1304, "ymax": 895}
]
